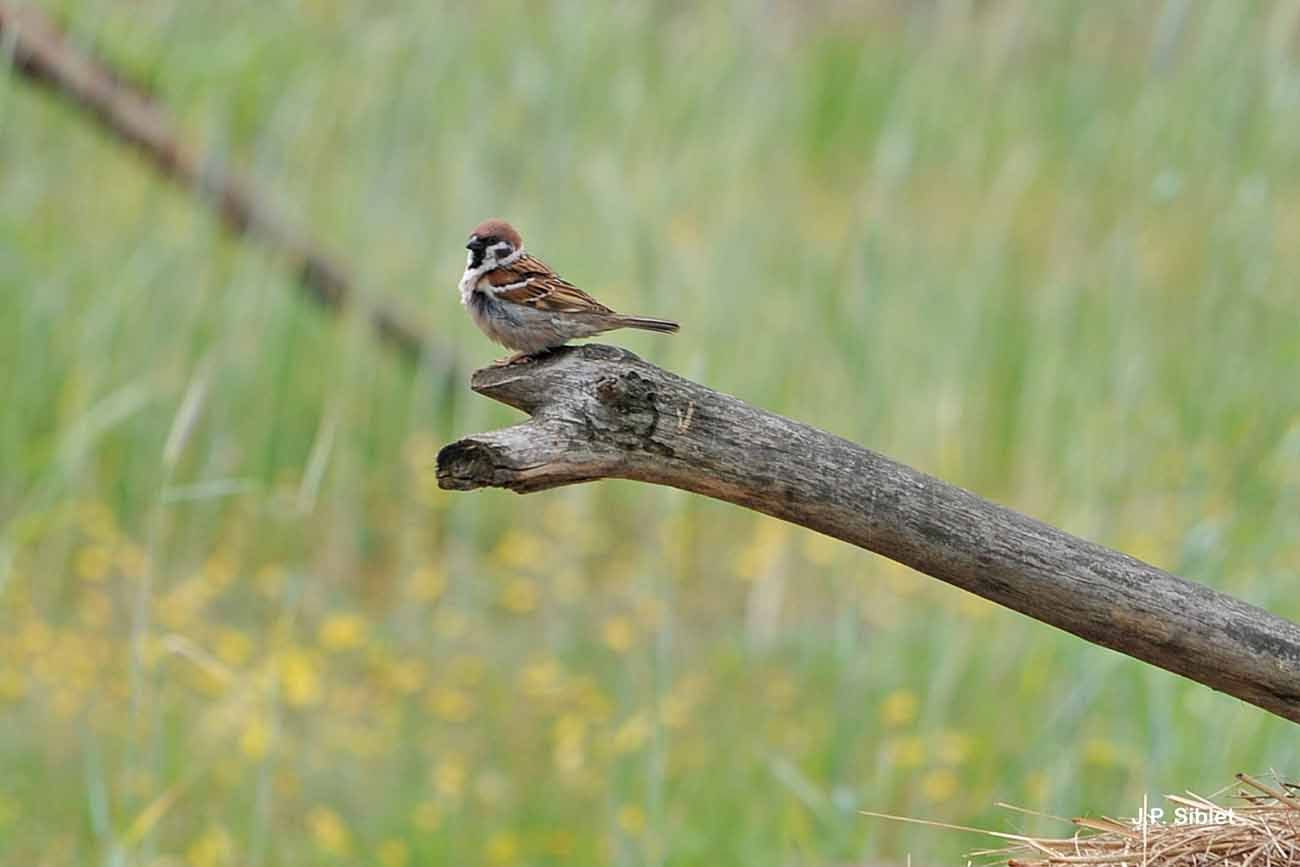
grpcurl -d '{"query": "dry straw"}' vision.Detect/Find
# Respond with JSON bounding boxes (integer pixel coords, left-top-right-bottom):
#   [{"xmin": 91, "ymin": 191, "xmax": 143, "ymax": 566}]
[{"xmin": 864, "ymin": 773, "xmax": 1299, "ymax": 867}]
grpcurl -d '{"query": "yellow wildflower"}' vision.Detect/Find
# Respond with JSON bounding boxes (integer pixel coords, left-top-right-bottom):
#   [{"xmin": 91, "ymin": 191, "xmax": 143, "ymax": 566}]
[
  {"xmin": 938, "ymin": 731, "xmax": 973, "ymax": 765},
  {"xmin": 434, "ymin": 756, "xmax": 466, "ymax": 799},
  {"xmin": 571, "ymin": 677, "xmax": 613, "ymax": 722},
  {"xmin": 617, "ymin": 804, "xmax": 647, "ymax": 836},
  {"xmin": 601, "ymin": 616, "xmax": 636, "ymax": 653},
  {"xmin": 377, "ymin": 839, "xmax": 410, "ymax": 867},
  {"xmin": 319, "ymin": 614, "xmax": 369, "ymax": 651},
  {"xmin": 75, "ymin": 545, "xmax": 113, "ymax": 582},
  {"xmin": 18, "ymin": 620, "xmax": 52, "ymax": 655},
  {"xmin": 493, "ymin": 530, "xmax": 546, "ymax": 569},
  {"xmin": 553, "ymin": 714, "xmax": 587, "ymax": 773},
  {"xmin": 240, "ymin": 716, "xmax": 274, "ymax": 760},
  {"xmin": 408, "ymin": 565, "xmax": 446, "ymax": 602},
  {"xmin": 485, "ymin": 831, "xmax": 520, "ymax": 864},
  {"xmin": 281, "ymin": 648, "xmax": 322, "ymax": 707},
  {"xmin": 921, "ymin": 768, "xmax": 960, "ymax": 803},
  {"xmin": 880, "ymin": 688, "xmax": 918, "ymax": 728},
  {"xmin": 888, "ymin": 735, "xmax": 926, "ymax": 768},
  {"xmin": 0, "ymin": 669, "xmax": 26, "ymax": 703},
  {"xmin": 215, "ymin": 629, "xmax": 254, "ymax": 667},
  {"xmin": 1084, "ymin": 737, "xmax": 1123, "ymax": 767},
  {"xmin": 612, "ymin": 713, "xmax": 653, "ymax": 754},
  {"xmin": 77, "ymin": 500, "xmax": 118, "ymax": 542},
  {"xmin": 659, "ymin": 693, "xmax": 692, "ymax": 729},
  {"xmin": 519, "ymin": 658, "xmax": 564, "ymax": 699},
  {"xmin": 387, "ymin": 659, "xmax": 427, "ymax": 694},
  {"xmin": 429, "ymin": 687, "xmax": 475, "ymax": 723},
  {"xmin": 187, "ymin": 825, "xmax": 234, "ymax": 867},
  {"xmin": 499, "ymin": 577, "xmax": 540, "ymax": 614},
  {"xmin": 308, "ymin": 806, "xmax": 351, "ymax": 856},
  {"xmin": 203, "ymin": 554, "xmax": 238, "ymax": 589}
]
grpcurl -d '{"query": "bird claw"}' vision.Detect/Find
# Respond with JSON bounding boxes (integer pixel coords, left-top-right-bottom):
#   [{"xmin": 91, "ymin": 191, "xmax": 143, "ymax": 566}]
[{"xmin": 492, "ymin": 352, "xmax": 536, "ymax": 367}]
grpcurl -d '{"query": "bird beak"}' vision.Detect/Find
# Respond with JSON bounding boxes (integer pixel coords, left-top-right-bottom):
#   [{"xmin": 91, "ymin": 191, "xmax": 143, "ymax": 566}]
[{"xmin": 466, "ymin": 236, "xmax": 481, "ymax": 251}]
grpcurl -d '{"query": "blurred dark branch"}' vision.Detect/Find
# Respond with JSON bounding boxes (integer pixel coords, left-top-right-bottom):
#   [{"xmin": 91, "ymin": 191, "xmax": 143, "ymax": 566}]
[
  {"xmin": 0, "ymin": 3, "xmax": 451, "ymax": 369},
  {"xmin": 438, "ymin": 344, "xmax": 1300, "ymax": 724}
]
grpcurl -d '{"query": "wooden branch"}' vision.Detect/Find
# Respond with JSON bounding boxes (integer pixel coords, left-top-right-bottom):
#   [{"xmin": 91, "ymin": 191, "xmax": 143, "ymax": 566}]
[
  {"xmin": 438, "ymin": 344, "xmax": 1300, "ymax": 724},
  {"xmin": 0, "ymin": 3, "xmax": 450, "ymax": 369}
]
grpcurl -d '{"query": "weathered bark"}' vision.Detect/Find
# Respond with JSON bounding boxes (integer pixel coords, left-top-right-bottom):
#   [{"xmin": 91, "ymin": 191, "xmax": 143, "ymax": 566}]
[
  {"xmin": 438, "ymin": 344, "xmax": 1300, "ymax": 724},
  {"xmin": 0, "ymin": 3, "xmax": 449, "ymax": 369}
]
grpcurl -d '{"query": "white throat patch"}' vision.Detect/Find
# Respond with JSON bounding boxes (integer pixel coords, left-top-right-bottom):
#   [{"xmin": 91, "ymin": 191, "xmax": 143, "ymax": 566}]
[{"xmin": 458, "ymin": 247, "xmax": 525, "ymax": 306}]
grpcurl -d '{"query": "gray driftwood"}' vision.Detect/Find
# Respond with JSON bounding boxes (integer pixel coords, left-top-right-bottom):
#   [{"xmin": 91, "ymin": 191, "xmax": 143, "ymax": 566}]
[{"xmin": 438, "ymin": 344, "xmax": 1300, "ymax": 724}]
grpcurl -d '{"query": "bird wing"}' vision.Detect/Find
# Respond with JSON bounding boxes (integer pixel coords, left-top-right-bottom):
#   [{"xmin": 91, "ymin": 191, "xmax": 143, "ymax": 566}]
[{"xmin": 483, "ymin": 254, "xmax": 615, "ymax": 315}]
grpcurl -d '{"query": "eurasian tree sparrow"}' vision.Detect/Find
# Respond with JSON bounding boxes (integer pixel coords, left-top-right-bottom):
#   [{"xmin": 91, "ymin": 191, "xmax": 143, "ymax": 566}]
[{"xmin": 459, "ymin": 219, "xmax": 679, "ymax": 363}]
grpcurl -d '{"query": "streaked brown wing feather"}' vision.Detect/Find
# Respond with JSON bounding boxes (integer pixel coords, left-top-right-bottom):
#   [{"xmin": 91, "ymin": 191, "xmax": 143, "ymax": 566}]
[{"xmin": 486, "ymin": 254, "xmax": 615, "ymax": 315}]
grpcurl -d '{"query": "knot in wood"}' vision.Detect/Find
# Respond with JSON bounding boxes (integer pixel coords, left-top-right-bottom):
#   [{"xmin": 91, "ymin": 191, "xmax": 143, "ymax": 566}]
[{"xmin": 591, "ymin": 371, "xmax": 668, "ymax": 453}]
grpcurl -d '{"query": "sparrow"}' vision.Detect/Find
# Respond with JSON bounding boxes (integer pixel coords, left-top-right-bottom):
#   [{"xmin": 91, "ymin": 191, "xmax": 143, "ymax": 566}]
[{"xmin": 459, "ymin": 218, "xmax": 679, "ymax": 364}]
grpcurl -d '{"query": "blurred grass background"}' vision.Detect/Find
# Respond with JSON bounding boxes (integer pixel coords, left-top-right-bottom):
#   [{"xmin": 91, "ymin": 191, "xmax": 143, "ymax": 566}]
[{"xmin": 2, "ymin": 0, "xmax": 1300, "ymax": 864}]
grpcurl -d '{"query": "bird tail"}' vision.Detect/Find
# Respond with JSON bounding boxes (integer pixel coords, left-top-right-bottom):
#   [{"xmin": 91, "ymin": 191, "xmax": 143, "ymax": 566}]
[{"xmin": 617, "ymin": 315, "xmax": 680, "ymax": 335}]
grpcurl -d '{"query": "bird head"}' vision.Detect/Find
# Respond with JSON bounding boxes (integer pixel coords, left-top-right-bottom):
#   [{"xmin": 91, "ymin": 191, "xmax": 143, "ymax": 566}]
[{"xmin": 466, "ymin": 219, "xmax": 523, "ymax": 270}]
